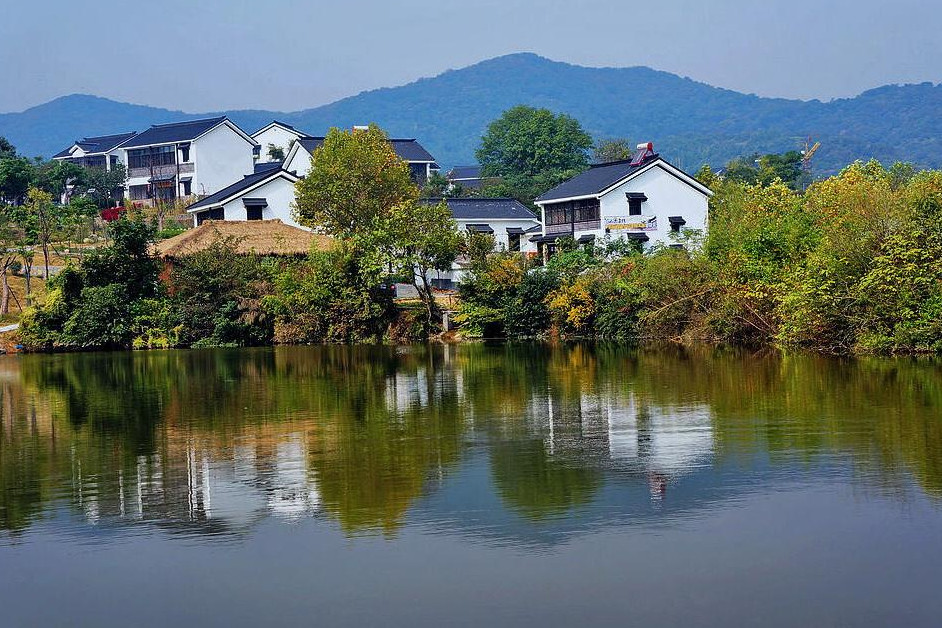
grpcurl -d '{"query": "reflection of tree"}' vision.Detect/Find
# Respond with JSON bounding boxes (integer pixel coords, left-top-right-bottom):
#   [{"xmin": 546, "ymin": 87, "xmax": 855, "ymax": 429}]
[
  {"xmin": 490, "ymin": 439, "xmax": 600, "ymax": 520},
  {"xmin": 1, "ymin": 343, "xmax": 941, "ymax": 539}
]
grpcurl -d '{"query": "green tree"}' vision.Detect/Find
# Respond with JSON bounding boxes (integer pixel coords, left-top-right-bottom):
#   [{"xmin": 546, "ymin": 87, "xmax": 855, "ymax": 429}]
[
  {"xmin": 267, "ymin": 144, "xmax": 285, "ymax": 161},
  {"xmin": 0, "ymin": 136, "xmax": 15, "ymax": 159},
  {"xmin": 593, "ymin": 138, "xmax": 634, "ymax": 163},
  {"xmin": 0, "ymin": 157, "xmax": 35, "ymax": 205},
  {"xmin": 477, "ymin": 105, "xmax": 592, "ymax": 204},
  {"xmin": 294, "ymin": 125, "xmax": 417, "ymax": 247},
  {"xmin": 23, "ymin": 187, "xmax": 58, "ymax": 279},
  {"xmin": 33, "ymin": 159, "xmax": 84, "ymax": 200},
  {"xmin": 77, "ymin": 162, "xmax": 128, "ymax": 208},
  {"xmin": 391, "ymin": 199, "xmax": 462, "ymax": 327}
]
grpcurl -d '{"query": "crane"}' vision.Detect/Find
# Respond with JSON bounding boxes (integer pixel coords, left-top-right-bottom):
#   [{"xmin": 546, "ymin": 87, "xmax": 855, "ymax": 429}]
[{"xmin": 801, "ymin": 137, "xmax": 821, "ymax": 172}]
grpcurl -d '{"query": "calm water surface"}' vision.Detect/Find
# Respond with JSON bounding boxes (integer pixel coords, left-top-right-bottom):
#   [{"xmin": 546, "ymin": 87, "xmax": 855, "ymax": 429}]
[{"xmin": 1, "ymin": 344, "xmax": 941, "ymax": 627}]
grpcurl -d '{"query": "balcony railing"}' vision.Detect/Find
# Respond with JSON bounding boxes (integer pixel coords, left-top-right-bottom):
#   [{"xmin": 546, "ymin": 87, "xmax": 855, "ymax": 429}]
[{"xmin": 128, "ymin": 163, "xmax": 193, "ymax": 179}]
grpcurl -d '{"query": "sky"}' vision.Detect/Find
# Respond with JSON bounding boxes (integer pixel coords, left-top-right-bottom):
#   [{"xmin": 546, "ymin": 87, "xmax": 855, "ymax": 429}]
[{"xmin": 1, "ymin": 0, "xmax": 940, "ymax": 113}]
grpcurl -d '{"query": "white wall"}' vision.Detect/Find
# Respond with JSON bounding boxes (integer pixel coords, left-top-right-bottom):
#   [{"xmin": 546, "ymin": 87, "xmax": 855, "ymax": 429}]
[
  {"xmin": 455, "ymin": 218, "xmax": 540, "ymax": 253},
  {"xmin": 191, "ymin": 124, "xmax": 257, "ymax": 197},
  {"xmin": 284, "ymin": 146, "xmax": 313, "ymax": 176},
  {"xmin": 253, "ymin": 127, "xmax": 302, "ymax": 162},
  {"xmin": 539, "ymin": 163, "xmax": 710, "ymax": 249},
  {"xmin": 196, "ymin": 176, "xmax": 302, "ymax": 228}
]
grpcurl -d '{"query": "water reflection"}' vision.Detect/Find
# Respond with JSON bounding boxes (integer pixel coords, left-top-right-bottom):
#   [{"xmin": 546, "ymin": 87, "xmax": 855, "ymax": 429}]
[{"xmin": 0, "ymin": 344, "xmax": 940, "ymax": 542}]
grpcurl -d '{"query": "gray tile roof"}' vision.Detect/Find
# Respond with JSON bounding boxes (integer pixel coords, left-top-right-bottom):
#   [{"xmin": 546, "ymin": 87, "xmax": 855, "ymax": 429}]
[
  {"xmin": 188, "ymin": 168, "xmax": 297, "ymax": 211},
  {"xmin": 422, "ymin": 197, "xmax": 537, "ymax": 221},
  {"xmin": 535, "ymin": 159, "xmax": 651, "ymax": 203},
  {"xmin": 254, "ymin": 161, "xmax": 283, "ymax": 174},
  {"xmin": 296, "ymin": 137, "xmax": 435, "ymax": 163},
  {"xmin": 446, "ymin": 165, "xmax": 482, "ymax": 180},
  {"xmin": 53, "ymin": 131, "xmax": 138, "ymax": 158},
  {"xmin": 121, "ymin": 117, "xmax": 229, "ymax": 149}
]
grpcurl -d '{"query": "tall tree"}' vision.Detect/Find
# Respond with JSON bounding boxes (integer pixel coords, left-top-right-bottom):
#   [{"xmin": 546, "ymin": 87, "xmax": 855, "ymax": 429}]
[
  {"xmin": 391, "ymin": 199, "xmax": 462, "ymax": 327},
  {"xmin": 476, "ymin": 105, "xmax": 593, "ymax": 204},
  {"xmin": 0, "ymin": 157, "xmax": 34, "ymax": 205},
  {"xmin": 294, "ymin": 124, "xmax": 417, "ymax": 249},
  {"xmin": 23, "ymin": 187, "xmax": 57, "ymax": 280},
  {"xmin": 78, "ymin": 162, "xmax": 128, "ymax": 208},
  {"xmin": 0, "ymin": 137, "xmax": 15, "ymax": 159}
]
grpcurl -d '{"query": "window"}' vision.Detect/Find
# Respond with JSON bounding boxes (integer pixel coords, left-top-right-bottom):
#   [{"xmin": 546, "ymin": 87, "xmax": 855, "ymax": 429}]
[
  {"xmin": 246, "ymin": 207, "xmax": 263, "ymax": 221},
  {"xmin": 128, "ymin": 145, "xmax": 176, "ymax": 169},
  {"xmin": 181, "ymin": 180, "xmax": 192, "ymax": 196},
  {"xmin": 544, "ymin": 198, "xmax": 600, "ymax": 226},
  {"xmin": 627, "ymin": 192, "xmax": 648, "ymax": 216},
  {"xmin": 129, "ymin": 185, "xmax": 149, "ymax": 201},
  {"xmin": 179, "ymin": 144, "xmax": 190, "ymax": 163},
  {"xmin": 508, "ymin": 233, "xmax": 521, "ymax": 252}
]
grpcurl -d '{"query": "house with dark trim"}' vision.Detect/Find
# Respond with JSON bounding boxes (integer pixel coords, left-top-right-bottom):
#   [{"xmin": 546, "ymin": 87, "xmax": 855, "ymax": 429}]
[
  {"xmin": 52, "ymin": 132, "xmax": 138, "ymax": 171},
  {"xmin": 118, "ymin": 117, "xmax": 257, "ymax": 205},
  {"xmin": 250, "ymin": 121, "xmax": 308, "ymax": 163},
  {"xmin": 533, "ymin": 143, "xmax": 712, "ymax": 256},
  {"xmin": 186, "ymin": 167, "xmax": 301, "ymax": 227},
  {"xmin": 421, "ymin": 197, "xmax": 541, "ymax": 288},
  {"xmin": 445, "ymin": 165, "xmax": 484, "ymax": 191}
]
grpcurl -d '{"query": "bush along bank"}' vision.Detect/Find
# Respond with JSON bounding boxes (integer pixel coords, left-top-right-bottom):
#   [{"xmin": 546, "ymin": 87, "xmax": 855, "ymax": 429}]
[
  {"xmin": 17, "ymin": 160, "xmax": 942, "ymax": 355},
  {"xmin": 18, "ymin": 217, "xmax": 432, "ymax": 351},
  {"xmin": 456, "ymin": 161, "xmax": 942, "ymax": 354}
]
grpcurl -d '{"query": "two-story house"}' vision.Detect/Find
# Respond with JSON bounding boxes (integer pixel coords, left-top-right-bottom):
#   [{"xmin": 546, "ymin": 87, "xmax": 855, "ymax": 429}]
[
  {"xmin": 52, "ymin": 132, "xmax": 138, "ymax": 171},
  {"xmin": 533, "ymin": 143, "xmax": 712, "ymax": 256},
  {"xmin": 250, "ymin": 121, "xmax": 307, "ymax": 163},
  {"xmin": 284, "ymin": 135, "xmax": 439, "ymax": 185},
  {"xmin": 119, "ymin": 117, "xmax": 257, "ymax": 205}
]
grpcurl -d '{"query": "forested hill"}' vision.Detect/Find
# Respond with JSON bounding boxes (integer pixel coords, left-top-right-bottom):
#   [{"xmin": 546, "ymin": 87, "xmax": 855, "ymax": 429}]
[{"xmin": 3, "ymin": 53, "xmax": 942, "ymax": 173}]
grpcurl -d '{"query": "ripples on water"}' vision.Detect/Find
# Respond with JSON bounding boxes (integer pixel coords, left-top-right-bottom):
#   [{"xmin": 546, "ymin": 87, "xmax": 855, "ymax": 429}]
[{"xmin": 0, "ymin": 345, "xmax": 940, "ymax": 626}]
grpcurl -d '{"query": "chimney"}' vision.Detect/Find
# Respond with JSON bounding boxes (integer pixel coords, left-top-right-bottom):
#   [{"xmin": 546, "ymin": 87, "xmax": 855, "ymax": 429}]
[{"xmin": 630, "ymin": 142, "xmax": 656, "ymax": 166}]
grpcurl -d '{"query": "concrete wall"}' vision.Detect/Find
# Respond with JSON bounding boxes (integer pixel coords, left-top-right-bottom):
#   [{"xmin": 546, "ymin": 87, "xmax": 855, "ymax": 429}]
[
  {"xmin": 191, "ymin": 124, "xmax": 256, "ymax": 197},
  {"xmin": 284, "ymin": 147, "xmax": 313, "ymax": 176},
  {"xmin": 253, "ymin": 127, "xmax": 301, "ymax": 163}
]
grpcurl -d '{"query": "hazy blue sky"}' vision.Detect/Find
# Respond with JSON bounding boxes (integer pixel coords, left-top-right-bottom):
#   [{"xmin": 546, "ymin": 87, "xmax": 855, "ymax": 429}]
[{"xmin": 1, "ymin": 0, "xmax": 940, "ymax": 113}]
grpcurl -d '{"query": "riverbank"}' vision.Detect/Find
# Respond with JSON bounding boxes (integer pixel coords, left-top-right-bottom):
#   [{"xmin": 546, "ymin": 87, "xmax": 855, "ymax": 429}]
[{"xmin": 13, "ymin": 161, "xmax": 942, "ymax": 356}]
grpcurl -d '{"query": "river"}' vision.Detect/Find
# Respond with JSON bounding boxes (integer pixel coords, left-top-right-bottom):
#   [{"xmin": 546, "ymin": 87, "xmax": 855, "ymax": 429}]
[{"xmin": 0, "ymin": 344, "xmax": 940, "ymax": 626}]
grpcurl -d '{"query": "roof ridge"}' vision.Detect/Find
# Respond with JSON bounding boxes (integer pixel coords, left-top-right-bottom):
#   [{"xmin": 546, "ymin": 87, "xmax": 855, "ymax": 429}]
[{"xmin": 150, "ymin": 116, "xmax": 226, "ymax": 129}]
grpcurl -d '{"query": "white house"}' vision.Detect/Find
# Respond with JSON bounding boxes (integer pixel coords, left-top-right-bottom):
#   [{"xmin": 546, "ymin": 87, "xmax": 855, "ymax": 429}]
[
  {"xmin": 185, "ymin": 167, "xmax": 302, "ymax": 227},
  {"xmin": 250, "ymin": 121, "xmax": 308, "ymax": 163},
  {"xmin": 52, "ymin": 131, "xmax": 138, "ymax": 171},
  {"xmin": 421, "ymin": 197, "xmax": 541, "ymax": 288},
  {"xmin": 533, "ymin": 143, "xmax": 712, "ymax": 255},
  {"xmin": 284, "ymin": 136, "xmax": 440, "ymax": 185},
  {"xmin": 118, "ymin": 117, "xmax": 258, "ymax": 205}
]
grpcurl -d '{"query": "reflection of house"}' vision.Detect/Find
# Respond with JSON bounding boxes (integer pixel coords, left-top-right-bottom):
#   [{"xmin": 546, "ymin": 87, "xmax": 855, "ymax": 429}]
[
  {"xmin": 185, "ymin": 167, "xmax": 302, "ymax": 227},
  {"xmin": 420, "ymin": 197, "xmax": 541, "ymax": 288},
  {"xmin": 250, "ymin": 121, "xmax": 307, "ymax": 163},
  {"xmin": 533, "ymin": 143, "xmax": 712, "ymax": 255},
  {"xmin": 284, "ymin": 135, "xmax": 439, "ymax": 185},
  {"xmin": 119, "ymin": 117, "xmax": 257, "ymax": 205},
  {"xmin": 606, "ymin": 396, "xmax": 714, "ymax": 478}
]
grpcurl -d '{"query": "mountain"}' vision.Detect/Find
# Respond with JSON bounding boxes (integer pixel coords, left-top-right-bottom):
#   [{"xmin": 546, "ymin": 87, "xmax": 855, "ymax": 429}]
[{"xmin": 3, "ymin": 53, "xmax": 942, "ymax": 174}]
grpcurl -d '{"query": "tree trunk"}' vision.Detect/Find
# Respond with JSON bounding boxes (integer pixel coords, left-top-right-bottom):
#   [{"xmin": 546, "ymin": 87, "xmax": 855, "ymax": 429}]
[
  {"xmin": 42, "ymin": 242, "xmax": 50, "ymax": 280},
  {"xmin": 1, "ymin": 260, "xmax": 10, "ymax": 315}
]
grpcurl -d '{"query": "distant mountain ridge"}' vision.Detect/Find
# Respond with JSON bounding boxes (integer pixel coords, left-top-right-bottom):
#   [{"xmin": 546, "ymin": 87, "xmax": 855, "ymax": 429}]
[{"xmin": 3, "ymin": 53, "xmax": 942, "ymax": 174}]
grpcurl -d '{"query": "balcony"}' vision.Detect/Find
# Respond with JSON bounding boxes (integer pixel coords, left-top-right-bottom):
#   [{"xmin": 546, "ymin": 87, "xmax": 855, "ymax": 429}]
[{"xmin": 128, "ymin": 163, "xmax": 193, "ymax": 179}]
